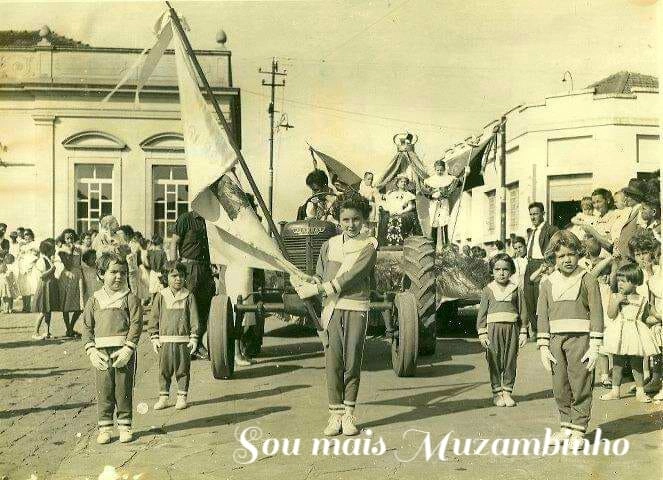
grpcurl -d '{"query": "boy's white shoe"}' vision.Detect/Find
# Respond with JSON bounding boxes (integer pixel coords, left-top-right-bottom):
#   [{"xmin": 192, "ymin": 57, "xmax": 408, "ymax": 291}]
[
  {"xmin": 493, "ymin": 393, "xmax": 505, "ymax": 407},
  {"xmin": 118, "ymin": 427, "xmax": 133, "ymax": 443},
  {"xmin": 175, "ymin": 395, "xmax": 188, "ymax": 410},
  {"xmin": 96, "ymin": 428, "xmax": 112, "ymax": 444},
  {"xmin": 501, "ymin": 391, "xmax": 516, "ymax": 407},
  {"xmin": 341, "ymin": 412, "xmax": 360, "ymax": 436},
  {"xmin": 323, "ymin": 414, "xmax": 343, "ymax": 436},
  {"xmin": 635, "ymin": 392, "xmax": 652, "ymax": 403},
  {"xmin": 547, "ymin": 428, "xmax": 572, "ymax": 445},
  {"xmin": 600, "ymin": 387, "xmax": 621, "ymax": 401},
  {"xmin": 154, "ymin": 396, "xmax": 169, "ymax": 410},
  {"xmin": 568, "ymin": 432, "xmax": 587, "ymax": 451},
  {"xmin": 653, "ymin": 389, "xmax": 663, "ymax": 401}
]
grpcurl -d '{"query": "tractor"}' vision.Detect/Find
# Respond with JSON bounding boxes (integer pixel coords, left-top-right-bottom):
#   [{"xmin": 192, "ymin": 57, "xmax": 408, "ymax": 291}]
[{"xmin": 206, "ymin": 192, "xmax": 437, "ymax": 379}]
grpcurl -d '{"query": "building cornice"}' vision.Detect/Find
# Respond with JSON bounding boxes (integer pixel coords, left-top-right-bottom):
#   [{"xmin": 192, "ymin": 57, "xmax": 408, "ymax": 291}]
[
  {"xmin": 508, "ymin": 117, "xmax": 659, "ymax": 143},
  {"xmin": 0, "ymin": 46, "xmax": 230, "ymax": 56},
  {"xmin": 0, "ymin": 84, "xmax": 240, "ymax": 96}
]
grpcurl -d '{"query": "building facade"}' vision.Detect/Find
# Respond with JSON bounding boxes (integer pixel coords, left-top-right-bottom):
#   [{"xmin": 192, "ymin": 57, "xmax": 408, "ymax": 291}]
[
  {"xmin": 450, "ymin": 72, "xmax": 660, "ymax": 245},
  {"xmin": 0, "ymin": 27, "xmax": 240, "ymax": 240}
]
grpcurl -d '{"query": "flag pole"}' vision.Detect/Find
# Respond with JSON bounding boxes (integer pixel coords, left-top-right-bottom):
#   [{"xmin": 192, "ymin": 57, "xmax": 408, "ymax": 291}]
[
  {"xmin": 166, "ymin": 2, "xmax": 325, "ymax": 332},
  {"xmin": 449, "ymin": 146, "xmax": 472, "ymax": 244},
  {"xmin": 166, "ymin": 2, "xmax": 284, "ymax": 250}
]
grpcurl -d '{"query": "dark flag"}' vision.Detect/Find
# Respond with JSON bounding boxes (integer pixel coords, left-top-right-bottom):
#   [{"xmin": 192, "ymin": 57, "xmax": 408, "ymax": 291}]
[
  {"xmin": 309, "ymin": 146, "xmax": 362, "ymax": 192},
  {"xmin": 444, "ymin": 134, "xmax": 495, "ymax": 191}
]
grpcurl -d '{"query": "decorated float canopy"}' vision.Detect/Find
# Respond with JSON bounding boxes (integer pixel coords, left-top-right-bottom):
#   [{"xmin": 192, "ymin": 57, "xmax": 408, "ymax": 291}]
[{"xmin": 375, "ymin": 133, "xmax": 429, "ymax": 193}]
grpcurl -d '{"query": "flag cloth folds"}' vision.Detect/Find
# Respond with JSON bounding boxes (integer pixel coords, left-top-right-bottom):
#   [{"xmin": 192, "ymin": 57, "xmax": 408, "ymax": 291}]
[
  {"xmin": 309, "ymin": 146, "xmax": 362, "ymax": 192},
  {"xmin": 435, "ymin": 133, "xmax": 495, "ymax": 229},
  {"xmin": 171, "ymin": 22, "xmax": 299, "ymax": 274},
  {"xmin": 102, "ymin": 11, "xmax": 172, "ymax": 104},
  {"xmin": 444, "ymin": 134, "xmax": 494, "ymax": 192}
]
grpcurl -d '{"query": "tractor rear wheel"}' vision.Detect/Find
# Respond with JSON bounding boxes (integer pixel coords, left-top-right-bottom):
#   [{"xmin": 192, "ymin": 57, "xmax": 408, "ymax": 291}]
[
  {"xmin": 401, "ymin": 236, "xmax": 437, "ymax": 356},
  {"xmin": 208, "ymin": 294, "xmax": 235, "ymax": 379},
  {"xmin": 391, "ymin": 292, "xmax": 419, "ymax": 377}
]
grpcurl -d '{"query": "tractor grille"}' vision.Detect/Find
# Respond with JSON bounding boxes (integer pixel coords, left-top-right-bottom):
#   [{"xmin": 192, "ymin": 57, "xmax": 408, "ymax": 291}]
[{"xmin": 283, "ymin": 236, "xmax": 309, "ymax": 272}]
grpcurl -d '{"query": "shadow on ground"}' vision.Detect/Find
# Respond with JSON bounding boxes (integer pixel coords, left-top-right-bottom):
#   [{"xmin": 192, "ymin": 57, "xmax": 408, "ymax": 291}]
[
  {"xmin": 163, "ymin": 406, "xmax": 291, "ymax": 433},
  {"xmin": 0, "ymin": 367, "xmax": 84, "ymax": 380},
  {"xmin": 362, "ymin": 386, "xmax": 554, "ymax": 428},
  {"xmin": 188, "ymin": 384, "xmax": 310, "ymax": 407},
  {"xmin": 592, "ymin": 410, "xmax": 663, "ymax": 440},
  {"xmin": 0, "ymin": 400, "xmax": 94, "ymax": 419}
]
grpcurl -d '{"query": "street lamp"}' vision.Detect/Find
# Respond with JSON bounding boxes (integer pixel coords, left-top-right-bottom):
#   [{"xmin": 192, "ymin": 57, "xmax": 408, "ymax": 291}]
[{"xmin": 561, "ymin": 70, "xmax": 574, "ymax": 93}]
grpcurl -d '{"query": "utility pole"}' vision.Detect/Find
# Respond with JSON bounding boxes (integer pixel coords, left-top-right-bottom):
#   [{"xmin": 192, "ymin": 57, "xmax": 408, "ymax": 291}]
[
  {"xmin": 499, "ymin": 115, "xmax": 507, "ymax": 244},
  {"xmin": 259, "ymin": 58, "xmax": 287, "ymax": 217}
]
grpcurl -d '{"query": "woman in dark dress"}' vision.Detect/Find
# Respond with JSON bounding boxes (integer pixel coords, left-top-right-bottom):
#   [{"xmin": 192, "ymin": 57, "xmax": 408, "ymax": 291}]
[
  {"xmin": 32, "ymin": 240, "xmax": 59, "ymax": 339},
  {"xmin": 58, "ymin": 229, "xmax": 83, "ymax": 337}
]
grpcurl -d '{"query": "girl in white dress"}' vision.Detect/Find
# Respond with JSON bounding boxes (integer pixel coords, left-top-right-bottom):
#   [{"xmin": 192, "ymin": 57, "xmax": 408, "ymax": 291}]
[
  {"xmin": 423, "ymin": 160, "xmax": 462, "ymax": 248},
  {"xmin": 17, "ymin": 229, "xmax": 39, "ymax": 313},
  {"xmin": 601, "ymin": 264, "xmax": 659, "ymax": 402}
]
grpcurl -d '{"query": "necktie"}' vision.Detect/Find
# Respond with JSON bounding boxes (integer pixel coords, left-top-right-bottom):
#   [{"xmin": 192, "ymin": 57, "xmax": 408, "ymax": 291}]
[{"xmin": 527, "ymin": 225, "xmax": 537, "ymax": 259}]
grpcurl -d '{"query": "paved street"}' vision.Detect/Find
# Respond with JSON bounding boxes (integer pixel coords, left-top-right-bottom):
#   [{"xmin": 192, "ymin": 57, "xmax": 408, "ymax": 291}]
[{"xmin": 1, "ymin": 310, "xmax": 661, "ymax": 480}]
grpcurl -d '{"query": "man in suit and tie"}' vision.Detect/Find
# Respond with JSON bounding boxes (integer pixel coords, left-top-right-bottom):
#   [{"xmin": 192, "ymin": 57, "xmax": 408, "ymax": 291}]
[{"xmin": 523, "ymin": 202, "xmax": 559, "ymax": 337}]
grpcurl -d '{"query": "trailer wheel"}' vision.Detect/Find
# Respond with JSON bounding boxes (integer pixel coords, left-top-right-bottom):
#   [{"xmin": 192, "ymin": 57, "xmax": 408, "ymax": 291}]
[
  {"xmin": 391, "ymin": 291, "xmax": 419, "ymax": 377},
  {"xmin": 401, "ymin": 236, "xmax": 437, "ymax": 356},
  {"xmin": 241, "ymin": 314, "xmax": 265, "ymax": 358},
  {"xmin": 208, "ymin": 294, "xmax": 235, "ymax": 379}
]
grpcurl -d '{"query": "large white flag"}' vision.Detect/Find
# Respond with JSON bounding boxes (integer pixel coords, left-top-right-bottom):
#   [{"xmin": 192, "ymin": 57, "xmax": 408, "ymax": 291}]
[{"xmin": 171, "ymin": 22, "xmax": 300, "ymax": 274}]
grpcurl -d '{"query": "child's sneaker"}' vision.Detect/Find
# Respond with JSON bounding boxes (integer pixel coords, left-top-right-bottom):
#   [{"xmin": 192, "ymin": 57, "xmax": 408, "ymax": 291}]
[
  {"xmin": 492, "ymin": 393, "xmax": 505, "ymax": 407},
  {"xmin": 96, "ymin": 428, "xmax": 112, "ymax": 444},
  {"xmin": 635, "ymin": 391, "xmax": 652, "ymax": 403},
  {"xmin": 502, "ymin": 391, "xmax": 516, "ymax": 407},
  {"xmin": 546, "ymin": 428, "xmax": 572, "ymax": 445},
  {"xmin": 118, "ymin": 427, "xmax": 133, "ymax": 443},
  {"xmin": 568, "ymin": 432, "xmax": 587, "ymax": 451},
  {"xmin": 175, "ymin": 395, "xmax": 188, "ymax": 410},
  {"xmin": 341, "ymin": 412, "xmax": 359, "ymax": 436},
  {"xmin": 235, "ymin": 354, "xmax": 254, "ymax": 367},
  {"xmin": 600, "ymin": 388, "xmax": 620, "ymax": 401},
  {"xmin": 653, "ymin": 389, "xmax": 663, "ymax": 401},
  {"xmin": 323, "ymin": 414, "xmax": 343, "ymax": 436},
  {"xmin": 154, "ymin": 396, "xmax": 169, "ymax": 410}
]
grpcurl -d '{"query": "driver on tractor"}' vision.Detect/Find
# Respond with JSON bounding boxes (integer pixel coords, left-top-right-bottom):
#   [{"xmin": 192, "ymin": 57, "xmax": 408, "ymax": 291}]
[{"xmin": 301, "ymin": 169, "xmax": 338, "ymax": 223}]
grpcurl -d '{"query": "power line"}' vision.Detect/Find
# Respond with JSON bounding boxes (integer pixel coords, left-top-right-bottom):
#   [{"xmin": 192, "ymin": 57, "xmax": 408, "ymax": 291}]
[{"xmin": 241, "ymin": 88, "xmax": 476, "ymax": 131}]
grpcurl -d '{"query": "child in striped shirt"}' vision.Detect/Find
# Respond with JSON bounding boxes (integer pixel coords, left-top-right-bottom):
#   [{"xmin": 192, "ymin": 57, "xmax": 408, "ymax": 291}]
[
  {"xmin": 81, "ymin": 252, "xmax": 143, "ymax": 444},
  {"xmin": 537, "ymin": 230, "xmax": 603, "ymax": 450},
  {"xmin": 148, "ymin": 261, "xmax": 199, "ymax": 411},
  {"xmin": 476, "ymin": 253, "xmax": 528, "ymax": 407}
]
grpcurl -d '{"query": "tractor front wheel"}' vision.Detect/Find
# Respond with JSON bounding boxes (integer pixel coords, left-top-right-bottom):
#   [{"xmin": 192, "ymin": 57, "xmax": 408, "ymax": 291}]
[
  {"xmin": 391, "ymin": 292, "xmax": 419, "ymax": 377},
  {"xmin": 208, "ymin": 294, "xmax": 235, "ymax": 379},
  {"xmin": 401, "ymin": 236, "xmax": 437, "ymax": 356}
]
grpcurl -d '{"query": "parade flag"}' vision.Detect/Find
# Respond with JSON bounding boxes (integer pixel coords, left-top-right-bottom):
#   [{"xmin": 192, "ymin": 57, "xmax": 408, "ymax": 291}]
[
  {"xmin": 102, "ymin": 11, "xmax": 173, "ymax": 104},
  {"xmin": 444, "ymin": 133, "xmax": 494, "ymax": 191},
  {"xmin": 309, "ymin": 146, "xmax": 362, "ymax": 192},
  {"xmin": 171, "ymin": 21, "xmax": 300, "ymax": 274}
]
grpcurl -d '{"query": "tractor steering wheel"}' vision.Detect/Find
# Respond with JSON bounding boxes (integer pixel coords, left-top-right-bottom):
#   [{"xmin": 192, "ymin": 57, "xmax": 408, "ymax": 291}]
[{"xmin": 304, "ymin": 191, "xmax": 338, "ymax": 220}]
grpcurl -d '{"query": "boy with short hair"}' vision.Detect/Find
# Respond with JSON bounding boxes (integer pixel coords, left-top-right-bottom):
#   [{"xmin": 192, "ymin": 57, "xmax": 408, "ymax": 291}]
[{"xmin": 82, "ymin": 252, "xmax": 143, "ymax": 444}]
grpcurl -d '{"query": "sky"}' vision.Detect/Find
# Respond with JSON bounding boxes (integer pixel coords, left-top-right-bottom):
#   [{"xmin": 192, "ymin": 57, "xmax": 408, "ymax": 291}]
[{"xmin": 0, "ymin": 0, "xmax": 659, "ymax": 220}]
